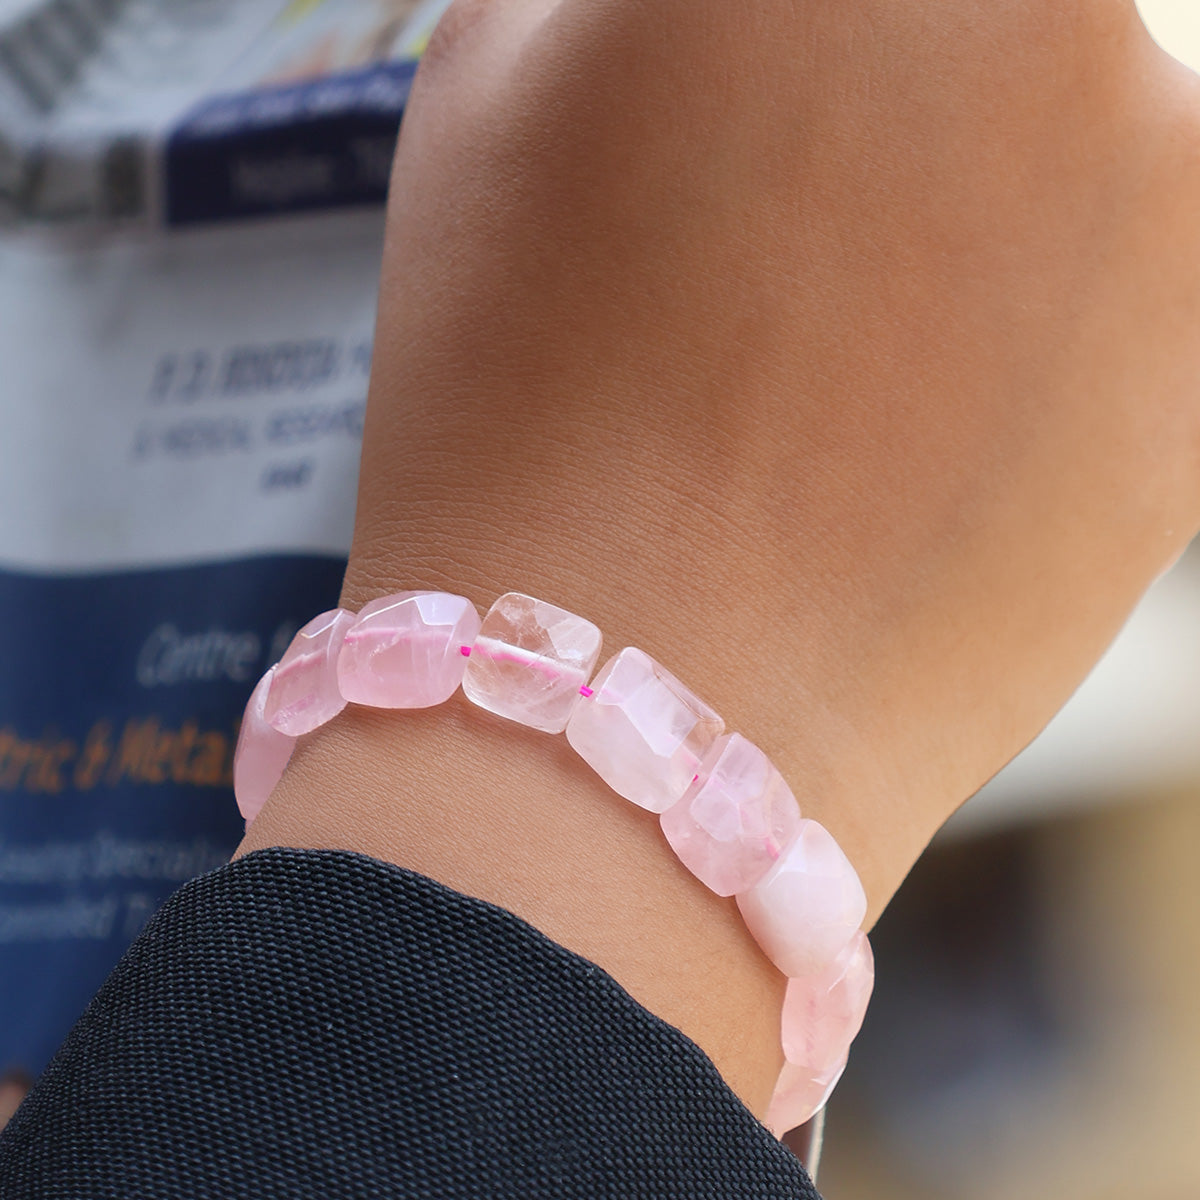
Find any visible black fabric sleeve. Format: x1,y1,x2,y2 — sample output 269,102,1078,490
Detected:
0,846,820,1199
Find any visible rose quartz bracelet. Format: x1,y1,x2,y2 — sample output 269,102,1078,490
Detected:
233,590,874,1134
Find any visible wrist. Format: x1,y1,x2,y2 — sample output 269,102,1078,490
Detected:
236,583,875,1126
344,388,922,922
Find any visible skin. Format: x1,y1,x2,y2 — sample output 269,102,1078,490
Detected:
241,0,1200,1121
0,1073,30,1134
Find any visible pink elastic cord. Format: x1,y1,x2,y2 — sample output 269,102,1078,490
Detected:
233,588,873,1134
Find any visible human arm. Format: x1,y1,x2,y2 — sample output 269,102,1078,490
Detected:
238,0,1200,1122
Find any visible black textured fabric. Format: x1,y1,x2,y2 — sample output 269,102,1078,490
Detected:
0,847,819,1199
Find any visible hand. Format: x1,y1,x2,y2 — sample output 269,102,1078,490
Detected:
242,0,1200,1117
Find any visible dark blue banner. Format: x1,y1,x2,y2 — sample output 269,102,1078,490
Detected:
0,555,345,1075
165,61,417,226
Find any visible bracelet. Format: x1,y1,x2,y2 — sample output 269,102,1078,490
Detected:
233,590,874,1135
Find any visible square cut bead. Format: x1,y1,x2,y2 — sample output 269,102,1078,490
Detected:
264,608,354,737
233,667,296,826
462,593,602,733
736,819,867,978
765,1058,847,1136
565,648,724,813
765,934,874,1133
337,592,481,709
659,733,802,897
780,932,874,1074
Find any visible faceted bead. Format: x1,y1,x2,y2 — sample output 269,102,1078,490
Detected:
659,733,802,897
565,647,724,813
736,819,867,978
764,1057,847,1136
780,932,874,1072
264,608,354,737
462,592,602,733
233,667,296,826
337,591,480,709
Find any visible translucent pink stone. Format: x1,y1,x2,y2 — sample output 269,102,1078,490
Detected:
564,647,725,813
264,608,354,736
337,591,481,709
764,936,873,1132
764,1057,847,1136
462,592,602,733
659,733,802,897
736,819,868,978
779,931,874,1072
233,667,296,826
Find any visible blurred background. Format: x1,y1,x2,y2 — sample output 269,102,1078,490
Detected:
0,1,1197,1195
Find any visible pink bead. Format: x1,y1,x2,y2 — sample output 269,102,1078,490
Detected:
337,591,481,709
462,592,602,733
264,608,354,736
564,647,724,813
764,1057,847,1136
767,935,875,1132
659,733,802,897
736,819,868,978
781,931,874,1072
233,667,296,826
